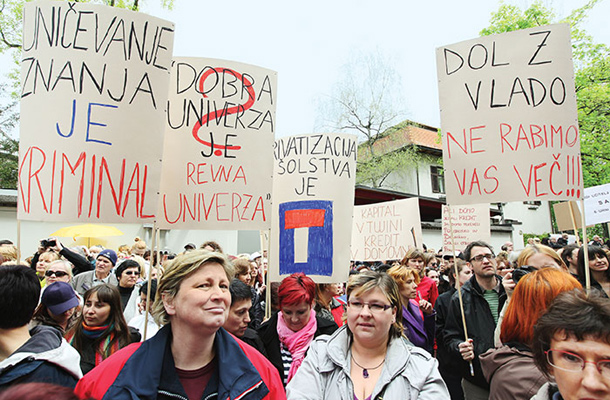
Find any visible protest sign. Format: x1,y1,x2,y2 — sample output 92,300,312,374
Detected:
442,204,490,253
18,1,174,222
157,58,276,229
554,201,583,231
582,183,610,226
436,24,582,205
351,198,422,261
269,133,357,283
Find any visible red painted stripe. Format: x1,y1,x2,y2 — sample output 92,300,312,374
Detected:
284,209,325,229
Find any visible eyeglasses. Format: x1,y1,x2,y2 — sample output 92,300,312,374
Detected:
347,300,392,313
546,350,610,378
470,253,496,263
45,270,69,278
124,271,140,276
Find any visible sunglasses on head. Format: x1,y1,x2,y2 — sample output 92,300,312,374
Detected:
45,270,68,278
124,271,140,276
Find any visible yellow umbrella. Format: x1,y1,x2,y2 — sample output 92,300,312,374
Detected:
50,224,124,247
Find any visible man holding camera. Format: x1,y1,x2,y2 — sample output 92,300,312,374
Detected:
443,241,507,400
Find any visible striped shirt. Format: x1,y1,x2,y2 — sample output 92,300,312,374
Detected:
483,289,500,324
280,343,293,385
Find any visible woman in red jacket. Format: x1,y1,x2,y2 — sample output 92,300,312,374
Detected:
74,250,285,400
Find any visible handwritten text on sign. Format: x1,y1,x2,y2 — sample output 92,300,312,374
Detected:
269,133,357,284
351,198,422,261
18,2,174,222
583,183,610,226
157,58,276,229
437,24,582,204
442,204,490,253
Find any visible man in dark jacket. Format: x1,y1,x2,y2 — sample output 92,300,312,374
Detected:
0,264,82,390
443,241,507,400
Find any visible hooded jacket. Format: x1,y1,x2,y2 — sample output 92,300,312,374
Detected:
443,274,507,389
286,326,450,399
480,343,549,400
0,325,82,389
74,324,285,400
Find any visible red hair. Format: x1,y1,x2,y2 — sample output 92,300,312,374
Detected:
501,268,582,346
278,273,315,308
0,383,78,400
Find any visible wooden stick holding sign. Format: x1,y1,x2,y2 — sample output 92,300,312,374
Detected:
16,220,21,263
144,222,157,341
260,229,272,320
579,200,591,294
446,206,475,377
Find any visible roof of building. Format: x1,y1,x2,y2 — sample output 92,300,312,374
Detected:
359,120,442,158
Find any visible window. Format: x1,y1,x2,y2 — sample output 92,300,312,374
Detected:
523,201,542,209
430,166,445,194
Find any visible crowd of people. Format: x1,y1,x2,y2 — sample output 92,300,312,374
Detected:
0,233,609,400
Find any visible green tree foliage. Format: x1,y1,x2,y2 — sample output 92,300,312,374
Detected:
481,0,610,189
0,0,174,189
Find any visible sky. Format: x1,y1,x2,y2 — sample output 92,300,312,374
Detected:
140,0,610,139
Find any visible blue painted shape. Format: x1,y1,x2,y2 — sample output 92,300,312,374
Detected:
279,200,333,276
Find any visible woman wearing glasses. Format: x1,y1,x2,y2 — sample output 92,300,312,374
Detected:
114,259,142,322
531,290,610,399
479,268,582,400
258,273,338,385
43,259,73,286
287,271,449,400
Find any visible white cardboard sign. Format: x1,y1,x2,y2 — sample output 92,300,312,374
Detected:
351,198,422,261
437,24,582,205
18,1,174,222
583,183,610,226
269,133,357,284
442,204,491,253
157,58,276,229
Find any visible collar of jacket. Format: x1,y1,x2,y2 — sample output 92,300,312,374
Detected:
0,325,83,382
105,325,269,400
464,274,505,297
319,326,418,385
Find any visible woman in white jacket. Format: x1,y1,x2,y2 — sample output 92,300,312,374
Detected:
287,271,449,400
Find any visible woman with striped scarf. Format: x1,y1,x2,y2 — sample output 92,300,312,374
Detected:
65,284,139,374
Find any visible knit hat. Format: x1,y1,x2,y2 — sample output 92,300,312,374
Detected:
97,249,117,266
42,282,79,315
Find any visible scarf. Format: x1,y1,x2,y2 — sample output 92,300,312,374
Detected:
277,309,317,383
67,322,120,366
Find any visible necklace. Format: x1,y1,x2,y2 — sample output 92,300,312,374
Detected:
352,354,385,379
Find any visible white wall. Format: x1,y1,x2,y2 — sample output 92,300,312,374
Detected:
503,201,553,236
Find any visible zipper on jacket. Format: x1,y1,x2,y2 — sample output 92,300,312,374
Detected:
234,380,263,400
158,390,188,400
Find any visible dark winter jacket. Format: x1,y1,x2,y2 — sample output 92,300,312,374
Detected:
0,325,82,390
443,275,507,389
75,325,285,400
